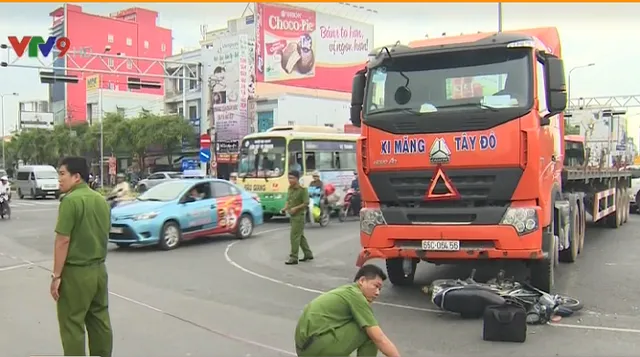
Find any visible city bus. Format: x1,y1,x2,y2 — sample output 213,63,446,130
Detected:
236,126,359,219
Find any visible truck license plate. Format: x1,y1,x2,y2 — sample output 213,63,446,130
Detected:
110,227,123,234
421,240,460,251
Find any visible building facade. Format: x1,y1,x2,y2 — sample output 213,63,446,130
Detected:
49,5,172,124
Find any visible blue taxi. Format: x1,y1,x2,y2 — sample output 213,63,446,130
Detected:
109,178,264,250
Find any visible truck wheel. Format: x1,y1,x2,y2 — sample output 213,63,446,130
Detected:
577,199,586,254
607,188,622,229
559,205,579,263
622,188,629,223
636,191,640,215
386,258,417,286
530,231,556,293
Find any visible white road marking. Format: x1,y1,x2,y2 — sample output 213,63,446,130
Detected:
224,237,640,334
0,262,33,272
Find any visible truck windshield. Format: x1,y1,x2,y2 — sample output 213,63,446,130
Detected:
238,137,286,178
364,48,532,116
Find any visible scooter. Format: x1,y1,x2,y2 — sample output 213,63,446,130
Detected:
338,188,360,222
0,193,11,219
307,186,330,227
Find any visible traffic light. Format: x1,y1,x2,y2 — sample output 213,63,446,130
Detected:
39,71,79,84
127,77,162,90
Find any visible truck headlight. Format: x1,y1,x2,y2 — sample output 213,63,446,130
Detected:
500,207,538,236
360,208,386,235
133,212,158,221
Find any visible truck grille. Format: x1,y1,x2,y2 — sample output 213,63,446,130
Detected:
368,168,523,225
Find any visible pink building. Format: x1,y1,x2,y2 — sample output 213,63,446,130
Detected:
48,5,172,124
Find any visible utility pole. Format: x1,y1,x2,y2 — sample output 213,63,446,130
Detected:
497,3,503,32
0,92,19,169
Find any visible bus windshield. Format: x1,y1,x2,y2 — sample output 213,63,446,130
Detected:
364,47,532,116
238,137,286,178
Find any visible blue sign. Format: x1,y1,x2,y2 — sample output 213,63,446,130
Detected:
199,148,211,163
181,158,198,171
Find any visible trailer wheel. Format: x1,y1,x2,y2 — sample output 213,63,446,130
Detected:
385,258,417,286
530,231,556,293
577,198,586,254
559,203,579,263
622,188,629,224
607,188,622,229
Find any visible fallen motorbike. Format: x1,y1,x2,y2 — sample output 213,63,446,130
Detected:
425,269,583,324
338,188,359,222
0,193,11,219
306,186,329,227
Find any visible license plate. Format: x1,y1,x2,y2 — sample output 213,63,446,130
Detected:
421,240,460,251
110,227,123,234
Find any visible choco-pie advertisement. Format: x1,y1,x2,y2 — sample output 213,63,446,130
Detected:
255,3,374,93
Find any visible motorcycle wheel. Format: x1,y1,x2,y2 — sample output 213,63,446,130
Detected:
338,207,347,222
557,295,583,311
319,212,330,227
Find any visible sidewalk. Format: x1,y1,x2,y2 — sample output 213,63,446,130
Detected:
0,265,291,357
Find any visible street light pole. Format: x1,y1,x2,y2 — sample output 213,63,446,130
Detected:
497,3,503,32
0,92,19,169
99,47,110,187
567,63,595,110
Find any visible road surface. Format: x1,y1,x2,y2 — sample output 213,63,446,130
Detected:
0,201,639,356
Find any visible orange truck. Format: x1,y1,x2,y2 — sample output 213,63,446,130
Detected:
349,27,631,292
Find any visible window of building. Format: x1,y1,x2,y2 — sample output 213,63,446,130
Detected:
144,40,149,49
287,120,295,125
188,106,197,119
107,34,114,43
107,58,114,68
178,107,184,118
324,123,334,127
161,43,166,52
189,80,197,90
126,59,133,70
126,37,132,47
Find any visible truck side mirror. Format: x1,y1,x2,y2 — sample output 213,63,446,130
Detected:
350,71,366,128
544,57,567,116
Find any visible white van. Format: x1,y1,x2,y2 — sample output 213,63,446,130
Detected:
16,165,60,199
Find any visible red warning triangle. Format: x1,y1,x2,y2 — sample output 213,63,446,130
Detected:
424,166,461,201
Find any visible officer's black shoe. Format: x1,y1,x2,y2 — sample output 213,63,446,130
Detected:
285,259,299,265
300,256,314,262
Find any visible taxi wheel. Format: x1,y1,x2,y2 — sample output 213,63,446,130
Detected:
235,214,254,239
159,221,181,250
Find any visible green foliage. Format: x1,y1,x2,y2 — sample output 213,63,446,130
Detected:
5,113,197,171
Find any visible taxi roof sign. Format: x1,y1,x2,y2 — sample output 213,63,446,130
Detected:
424,166,460,201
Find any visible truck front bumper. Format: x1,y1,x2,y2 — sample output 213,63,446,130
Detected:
356,224,544,267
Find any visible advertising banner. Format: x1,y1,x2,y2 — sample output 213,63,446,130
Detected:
255,3,373,93
203,31,256,162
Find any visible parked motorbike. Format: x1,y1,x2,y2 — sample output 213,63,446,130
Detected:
338,188,360,222
0,193,11,219
306,186,329,227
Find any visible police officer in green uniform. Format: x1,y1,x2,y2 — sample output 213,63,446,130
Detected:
295,264,401,357
281,170,314,265
50,157,113,357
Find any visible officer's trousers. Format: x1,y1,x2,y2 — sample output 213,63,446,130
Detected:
289,214,313,260
296,321,378,356
57,263,113,357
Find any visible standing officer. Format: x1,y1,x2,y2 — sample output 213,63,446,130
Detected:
51,156,113,357
281,170,314,265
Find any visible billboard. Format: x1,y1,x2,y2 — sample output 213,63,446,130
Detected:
255,3,373,93
203,31,256,163
19,111,54,130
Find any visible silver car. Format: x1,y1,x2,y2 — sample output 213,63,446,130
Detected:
136,171,182,192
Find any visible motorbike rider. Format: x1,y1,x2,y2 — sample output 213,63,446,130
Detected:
350,172,361,215
308,171,326,212
0,175,10,206
109,173,131,208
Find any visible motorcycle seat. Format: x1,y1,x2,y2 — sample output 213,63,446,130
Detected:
433,285,506,318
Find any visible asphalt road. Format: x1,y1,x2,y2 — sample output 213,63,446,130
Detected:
1,199,639,356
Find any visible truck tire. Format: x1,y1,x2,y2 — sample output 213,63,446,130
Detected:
530,231,556,293
386,258,417,286
559,203,579,263
622,188,629,224
577,198,586,254
607,188,622,229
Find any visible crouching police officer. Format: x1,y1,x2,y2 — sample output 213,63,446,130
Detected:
51,157,113,357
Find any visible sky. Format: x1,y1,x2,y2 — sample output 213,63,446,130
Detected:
0,2,639,138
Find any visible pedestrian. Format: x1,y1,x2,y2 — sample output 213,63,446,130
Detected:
51,156,113,357
281,170,313,265
294,264,401,357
